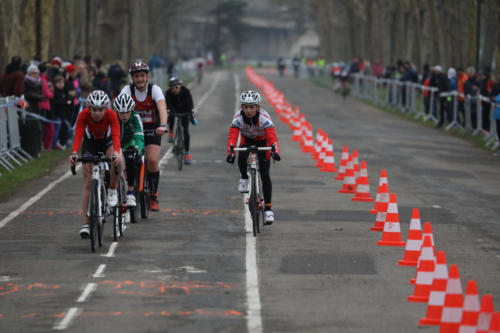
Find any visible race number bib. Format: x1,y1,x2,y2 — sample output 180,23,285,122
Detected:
138,110,153,123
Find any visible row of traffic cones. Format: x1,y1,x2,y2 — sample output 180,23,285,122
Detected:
246,66,500,332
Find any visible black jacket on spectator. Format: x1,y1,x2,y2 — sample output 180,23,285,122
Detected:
464,77,480,97
52,86,72,119
430,72,448,93
165,86,194,114
24,78,44,114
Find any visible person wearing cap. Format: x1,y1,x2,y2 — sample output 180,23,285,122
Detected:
24,64,44,115
165,76,197,164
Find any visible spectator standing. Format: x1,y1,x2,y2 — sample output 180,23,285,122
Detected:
372,59,383,78
430,65,448,126
24,65,44,114
421,64,432,115
0,56,24,97
38,63,55,150
48,56,62,81
22,64,44,157
51,75,72,149
456,67,468,126
77,60,92,98
478,68,493,132
108,60,126,98
446,67,458,124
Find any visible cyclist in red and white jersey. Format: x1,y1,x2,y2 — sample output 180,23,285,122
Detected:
69,90,123,238
226,90,281,224
120,61,167,211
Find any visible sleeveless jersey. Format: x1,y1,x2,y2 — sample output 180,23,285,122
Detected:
130,83,159,128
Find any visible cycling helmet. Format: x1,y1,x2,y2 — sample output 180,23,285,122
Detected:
113,93,135,112
240,90,261,105
168,76,182,87
87,90,110,108
129,61,149,74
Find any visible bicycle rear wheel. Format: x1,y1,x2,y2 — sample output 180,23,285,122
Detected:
98,183,106,247
140,163,150,219
175,126,184,170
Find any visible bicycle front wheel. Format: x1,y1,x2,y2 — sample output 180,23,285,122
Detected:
89,180,100,252
175,126,184,170
250,170,258,237
98,183,106,247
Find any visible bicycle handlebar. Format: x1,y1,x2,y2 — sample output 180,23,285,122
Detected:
71,152,117,175
168,113,191,118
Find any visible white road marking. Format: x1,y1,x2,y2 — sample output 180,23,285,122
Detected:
52,307,82,330
76,283,97,303
235,73,263,333
0,166,81,230
101,242,118,258
433,205,441,208
180,265,207,274
0,275,21,282
92,264,106,278
193,72,221,116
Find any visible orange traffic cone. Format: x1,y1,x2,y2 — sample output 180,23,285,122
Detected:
288,106,299,131
439,264,464,333
399,208,423,266
408,235,436,302
352,161,374,202
320,138,337,172
476,294,495,333
291,114,304,141
419,251,449,326
312,129,323,160
411,222,435,284
370,169,389,214
339,155,356,193
301,121,314,153
351,150,360,179
489,312,500,332
458,280,480,332
377,193,405,247
315,134,328,168
370,183,389,231
335,146,349,180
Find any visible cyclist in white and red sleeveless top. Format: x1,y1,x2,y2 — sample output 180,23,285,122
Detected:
120,61,167,211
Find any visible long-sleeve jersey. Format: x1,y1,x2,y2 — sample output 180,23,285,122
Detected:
72,107,121,153
119,110,144,154
227,108,279,155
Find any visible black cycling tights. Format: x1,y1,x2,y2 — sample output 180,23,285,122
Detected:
124,156,137,187
168,115,190,151
238,151,272,209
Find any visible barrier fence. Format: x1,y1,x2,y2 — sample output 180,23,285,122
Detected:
350,74,500,151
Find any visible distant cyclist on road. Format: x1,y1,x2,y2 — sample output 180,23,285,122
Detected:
120,61,167,211
69,90,123,238
226,90,281,224
112,93,144,207
165,76,197,165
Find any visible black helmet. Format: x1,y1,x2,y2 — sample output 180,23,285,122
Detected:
168,76,182,87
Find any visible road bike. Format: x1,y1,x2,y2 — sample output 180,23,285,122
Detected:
136,129,158,219
231,144,276,237
170,113,190,170
71,152,116,252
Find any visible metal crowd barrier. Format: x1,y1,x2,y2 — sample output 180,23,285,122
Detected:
351,74,499,151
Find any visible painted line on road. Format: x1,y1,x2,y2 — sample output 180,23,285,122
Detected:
193,71,221,116
92,264,106,278
0,166,81,230
101,242,118,258
52,307,82,330
76,283,97,303
235,72,263,333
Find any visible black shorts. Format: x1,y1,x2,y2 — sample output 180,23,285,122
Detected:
81,135,113,158
144,124,162,147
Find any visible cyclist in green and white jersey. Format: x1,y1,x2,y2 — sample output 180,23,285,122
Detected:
113,93,145,206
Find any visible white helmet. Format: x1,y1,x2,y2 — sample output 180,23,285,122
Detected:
113,93,135,112
87,90,110,108
240,90,261,105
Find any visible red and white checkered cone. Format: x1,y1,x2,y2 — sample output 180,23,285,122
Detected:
439,264,464,333
335,146,349,180
476,294,495,333
370,183,389,232
370,169,389,214
377,193,405,247
352,160,374,202
419,251,449,326
399,208,423,266
458,280,480,332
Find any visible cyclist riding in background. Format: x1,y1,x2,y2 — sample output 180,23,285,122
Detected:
165,76,197,165
120,61,167,211
112,93,144,207
226,90,281,225
69,90,123,238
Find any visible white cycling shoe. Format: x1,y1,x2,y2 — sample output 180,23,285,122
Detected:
79,224,90,239
238,178,249,193
108,189,118,207
126,194,136,207
264,211,275,225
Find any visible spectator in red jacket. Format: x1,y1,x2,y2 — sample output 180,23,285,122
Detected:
0,56,25,97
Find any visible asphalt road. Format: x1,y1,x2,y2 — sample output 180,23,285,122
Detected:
0,69,499,333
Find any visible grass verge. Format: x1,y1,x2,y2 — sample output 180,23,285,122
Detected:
0,148,71,200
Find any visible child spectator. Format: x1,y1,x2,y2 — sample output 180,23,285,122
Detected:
52,75,72,149
38,63,55,150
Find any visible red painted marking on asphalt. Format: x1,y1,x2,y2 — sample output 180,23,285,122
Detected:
177,311,192,316
100,280,134,289
52,312,65,318
143,312,155,317
20,312,39,319
161,311,171,317
0,314,3,318
0,283,19,296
